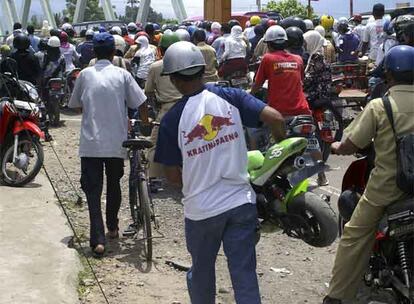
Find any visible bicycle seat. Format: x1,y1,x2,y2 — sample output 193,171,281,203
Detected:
122,137,153,149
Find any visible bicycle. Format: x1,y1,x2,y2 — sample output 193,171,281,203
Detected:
122,119,158,261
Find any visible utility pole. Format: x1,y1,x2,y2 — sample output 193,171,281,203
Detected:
257,0,261,11
350,0,354,17
308,0,312,18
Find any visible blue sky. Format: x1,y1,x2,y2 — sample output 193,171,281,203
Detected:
14,0,414,19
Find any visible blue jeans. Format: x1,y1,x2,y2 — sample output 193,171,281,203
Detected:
185,203,261,304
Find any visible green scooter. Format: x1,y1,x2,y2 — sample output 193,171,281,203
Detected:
249,137,338,247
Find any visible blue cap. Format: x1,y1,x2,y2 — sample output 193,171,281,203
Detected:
93,32,115,49
385,45,414,73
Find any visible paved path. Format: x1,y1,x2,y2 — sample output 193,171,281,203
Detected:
0,173,80,304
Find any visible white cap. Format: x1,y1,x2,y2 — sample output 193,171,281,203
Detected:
47,36,61,48
111,26,122,35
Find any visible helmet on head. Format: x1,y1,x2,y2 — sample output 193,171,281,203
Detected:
111,26,122,36
128,22,138,33
250,15,261,26
264,25,288,44
338,17,348,24
134,31,149,41
162,41,206,76
353,14,362,23
279,17,307,33
13,34,30,50
211,22,221,31
0,44,11,54
159,31,180,49
145,23,155,35
61,23,73,32
320,15,334,31
85,29,95,38
120,26,128,36
175,28,190,41
153,23,161,31
286,26,304,49
187,25,198,37
394,15,414,40
384,45,414,73
228,19,241,28
267,19,277,27
47,36,61,48
304,19,314,31
314,25,326,37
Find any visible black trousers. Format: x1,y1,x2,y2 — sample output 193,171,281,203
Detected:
80,157,124,247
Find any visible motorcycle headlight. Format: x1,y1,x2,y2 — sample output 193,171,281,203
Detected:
28,89,39,102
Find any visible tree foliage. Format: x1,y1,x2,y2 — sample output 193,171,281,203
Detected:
64,0,105,22
118,4,164,24
265,0,315,19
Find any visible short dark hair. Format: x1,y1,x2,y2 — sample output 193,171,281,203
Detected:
193,29,206,43
267,41,286,51
13,22,22,30
63,17,70,23
80,29,87,38
373,3,385,17
170,67,205,81
222,23,231,34
391,70,414,84
27,25,35,34
94,46,115,60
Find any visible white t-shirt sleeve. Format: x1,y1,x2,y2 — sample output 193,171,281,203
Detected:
125,72,147,109
362,24,370,43
68,72,83,108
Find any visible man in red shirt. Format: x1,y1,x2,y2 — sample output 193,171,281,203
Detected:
251,25,328,186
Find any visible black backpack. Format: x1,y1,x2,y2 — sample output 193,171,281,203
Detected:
382,95,414,195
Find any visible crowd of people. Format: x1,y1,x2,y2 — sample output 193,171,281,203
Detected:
1,3,414,304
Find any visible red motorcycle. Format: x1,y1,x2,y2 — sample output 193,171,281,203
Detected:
0,98,45,186
338,147,414,303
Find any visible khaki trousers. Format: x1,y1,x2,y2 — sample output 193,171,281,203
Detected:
148,102,176,178
328,194,386,300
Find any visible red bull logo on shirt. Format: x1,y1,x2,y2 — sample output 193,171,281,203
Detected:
182,113,238,158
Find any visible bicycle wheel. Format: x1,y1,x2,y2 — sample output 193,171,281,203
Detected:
138,179,153,261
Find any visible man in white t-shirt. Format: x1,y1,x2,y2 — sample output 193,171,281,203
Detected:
69,33,147,257
361,3,386,62
155,41,285,304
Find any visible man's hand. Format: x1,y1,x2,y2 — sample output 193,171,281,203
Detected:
260,106,286,142
331,138,359,155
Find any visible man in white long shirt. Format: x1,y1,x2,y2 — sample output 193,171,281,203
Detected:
69,32,147,257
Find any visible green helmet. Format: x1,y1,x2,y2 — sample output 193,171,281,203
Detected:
159,30,180,49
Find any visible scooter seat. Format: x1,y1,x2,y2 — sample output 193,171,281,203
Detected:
122,137,153,150
386,198,414,217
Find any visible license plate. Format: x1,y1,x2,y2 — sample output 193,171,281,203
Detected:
307,138,319,150
231,78,248,86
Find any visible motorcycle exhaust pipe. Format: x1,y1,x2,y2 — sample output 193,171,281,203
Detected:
293,156,306,170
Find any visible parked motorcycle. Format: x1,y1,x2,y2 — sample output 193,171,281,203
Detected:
338,147,414,303
249,137,338,247
0,97,45,186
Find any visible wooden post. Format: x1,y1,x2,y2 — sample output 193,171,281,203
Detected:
350,0,353,17
204,0,231,23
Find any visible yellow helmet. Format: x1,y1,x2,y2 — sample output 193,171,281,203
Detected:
320,15,334,31
250,15,261,26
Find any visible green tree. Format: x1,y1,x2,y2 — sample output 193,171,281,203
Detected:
63,0,105,22
30,15,42,28
118,5,164,24
265,0,315,19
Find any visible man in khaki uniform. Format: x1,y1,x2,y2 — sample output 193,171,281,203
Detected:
193,29,219,83
323,45,414,304
145,32,182,178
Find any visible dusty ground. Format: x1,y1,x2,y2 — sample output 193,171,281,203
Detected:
43,112,342,304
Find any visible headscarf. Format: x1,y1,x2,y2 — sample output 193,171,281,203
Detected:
41,20,51,37
230,25,243,40
60,31,70,48
135,36,150,57
211,22,222,35
303,30,325,73
314,25,326,37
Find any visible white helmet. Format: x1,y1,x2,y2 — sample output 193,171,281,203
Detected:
111,26,122,36
175,28,190,41
264,25,288,43
47,36,61,48
61,23,73,31
162,41,206,76
338,17,349,24
86,29,95,37
304,19,314,31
